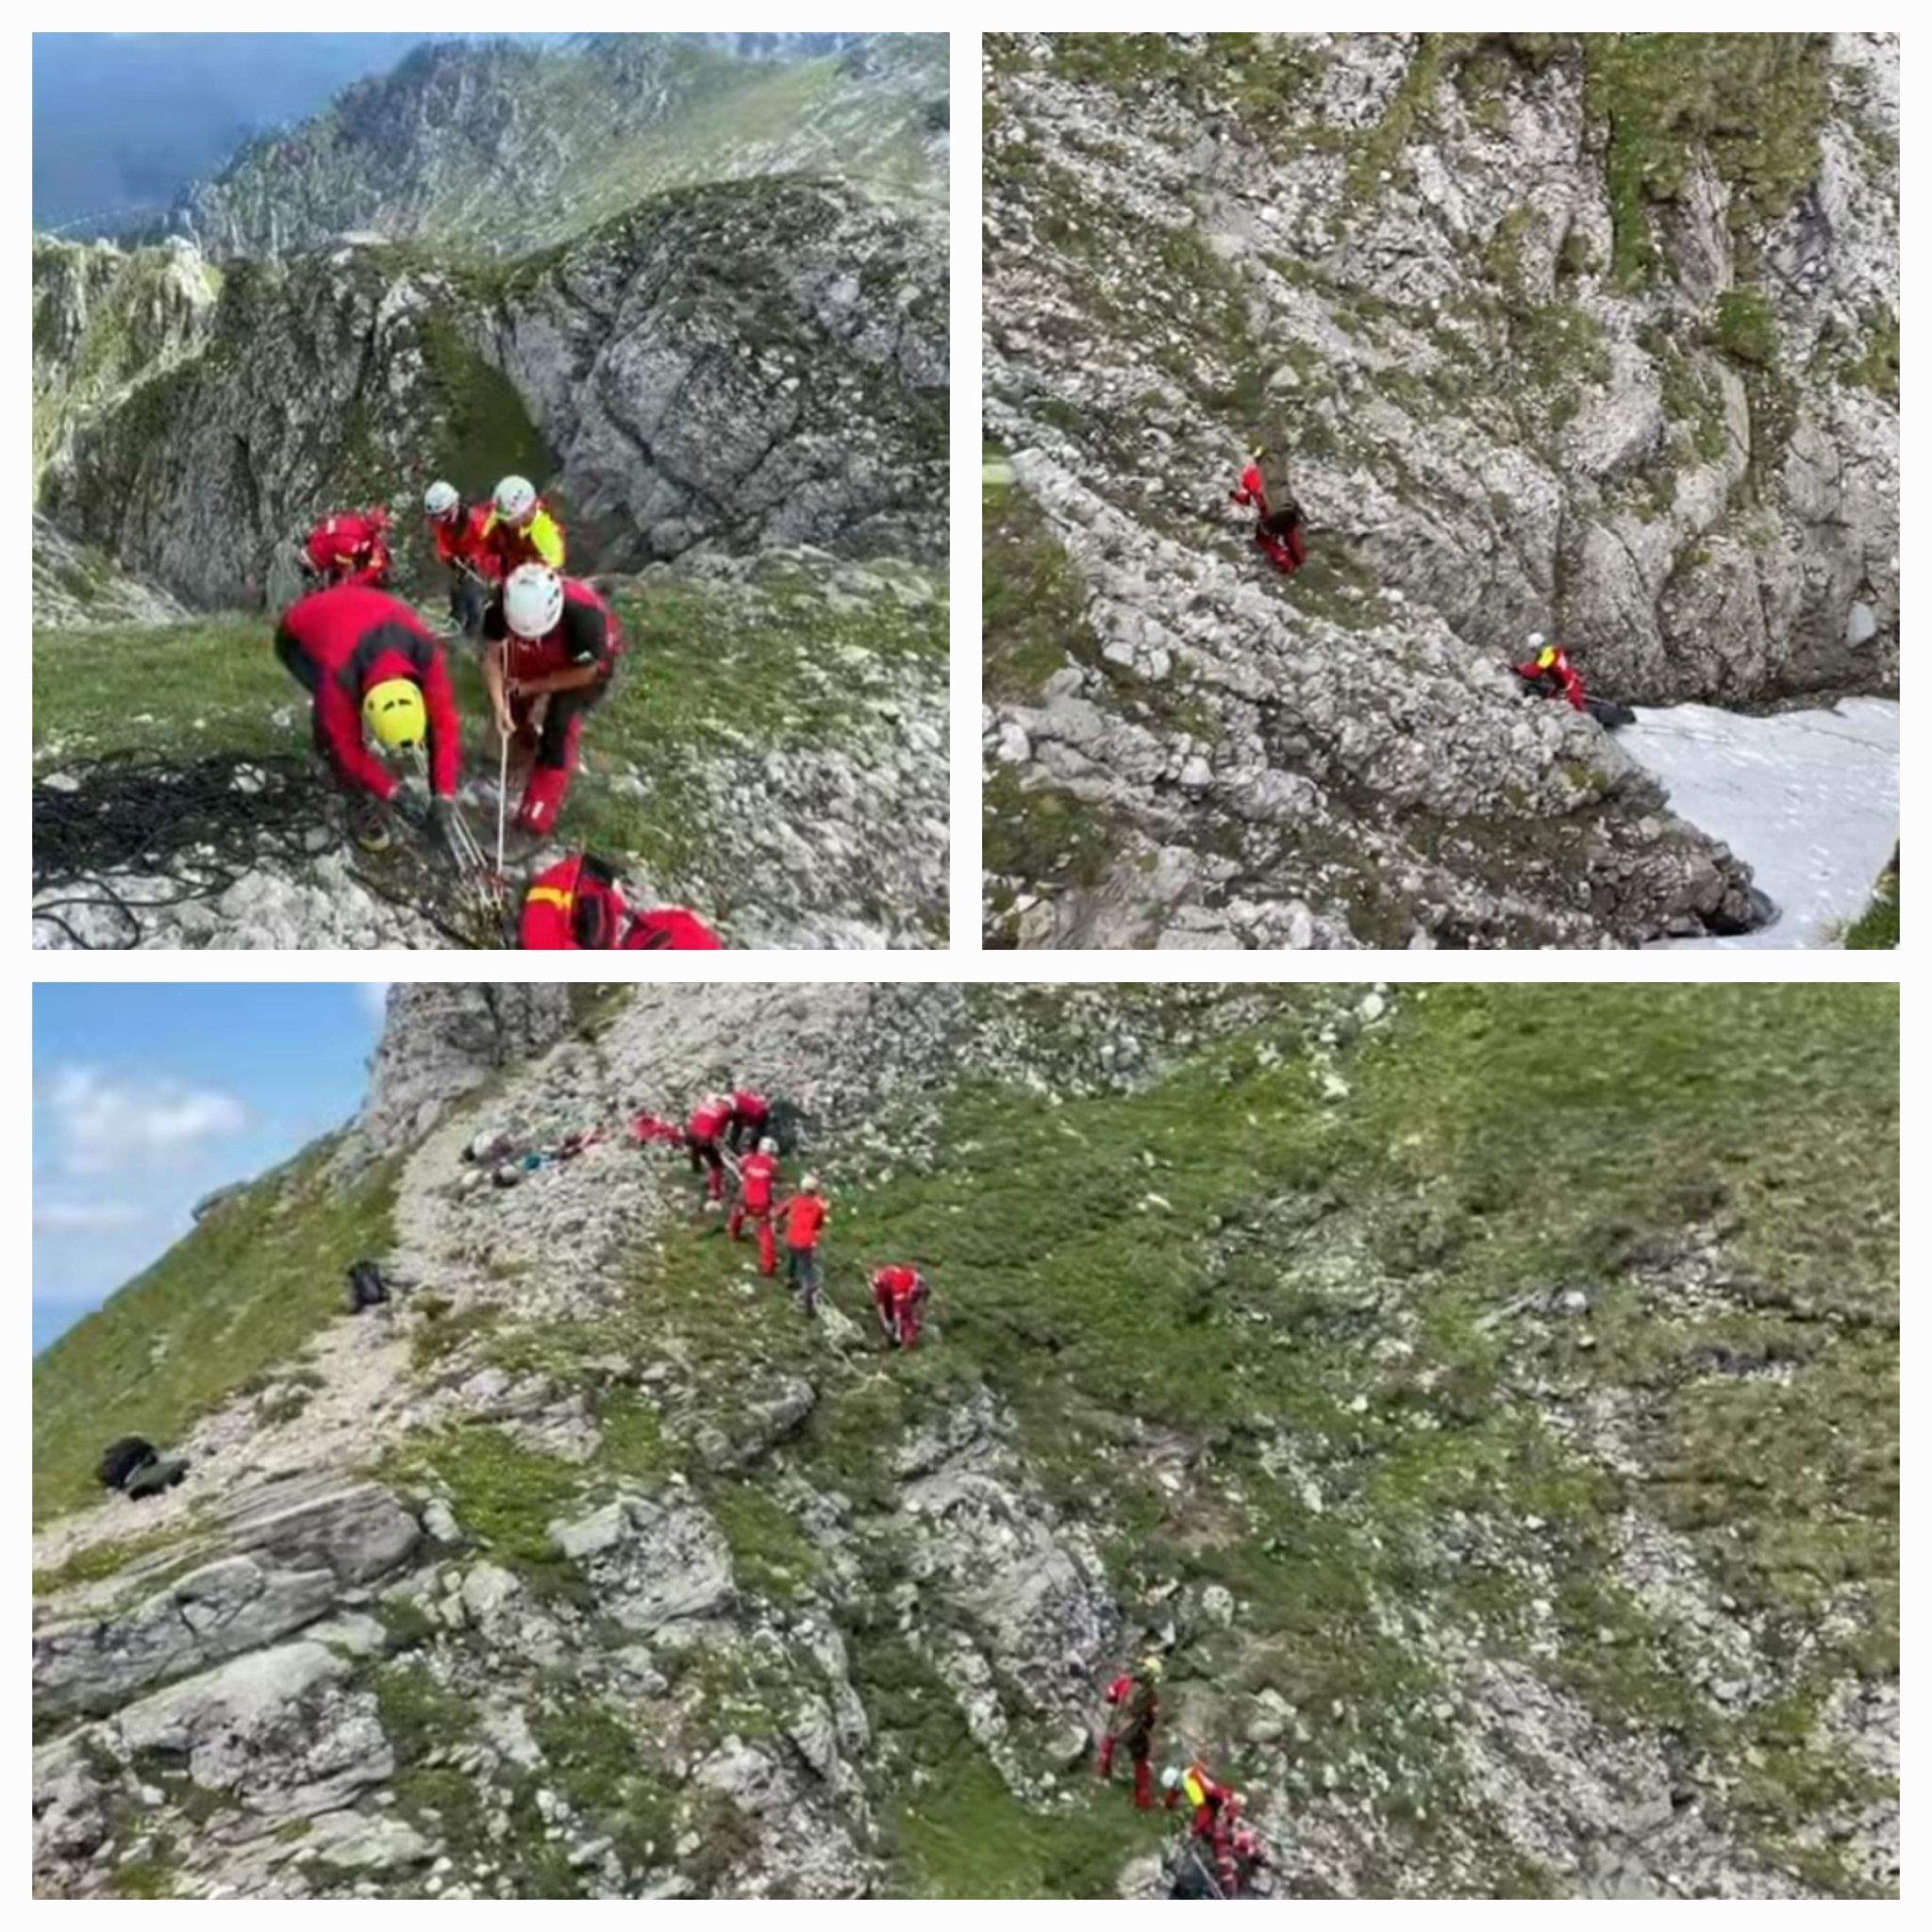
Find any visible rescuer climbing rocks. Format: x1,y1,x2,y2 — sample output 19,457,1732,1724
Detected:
272,581,463,856
1097,1654,1163,1808
1230,442,1307,575
1162,1758,1244,1898
1512,632,1587,712
728,1137,782,1276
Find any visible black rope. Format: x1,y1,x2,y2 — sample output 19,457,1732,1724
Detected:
32,751,508,949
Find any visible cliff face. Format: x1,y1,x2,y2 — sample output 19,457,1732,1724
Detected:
35,175,945,608
32,985,1899,1899
982,33,1897,947
174,33,947,258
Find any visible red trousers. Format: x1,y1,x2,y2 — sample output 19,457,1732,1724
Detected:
1096,1737,1154,1808
729,1203,776,1274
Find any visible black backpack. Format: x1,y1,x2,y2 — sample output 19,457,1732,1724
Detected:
98,1436,158,1491
345,1259,391,1312
766,1098,807,1157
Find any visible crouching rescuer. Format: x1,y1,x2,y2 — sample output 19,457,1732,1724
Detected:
519,852,722,949
273,580,463,855
485,564,622,838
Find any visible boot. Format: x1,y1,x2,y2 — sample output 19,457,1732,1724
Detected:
1134,1757,1154,1810
515,761,572,836
345,791,391,853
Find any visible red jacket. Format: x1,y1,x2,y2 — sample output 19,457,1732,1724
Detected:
521,853,625,949
739,1151,779,1212
275,584,458,799
688,1097,732,1145
785,1192,828,1250
430,502,491,573
1515,643,1587,712
305,508,392,587
731,1090,770,1135
1231,462,1267,512
477,500,566,579
871,1265,924,1307
499,577,622,690
622,907,724,950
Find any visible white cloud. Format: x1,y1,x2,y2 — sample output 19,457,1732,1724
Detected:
42,1066,248,1176
33,1199,149,1234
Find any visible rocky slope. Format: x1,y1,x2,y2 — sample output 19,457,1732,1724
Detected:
982,33,1898,947
33,983,1898,1897
175,34,947,258
33,549,947,950
35,172,945,607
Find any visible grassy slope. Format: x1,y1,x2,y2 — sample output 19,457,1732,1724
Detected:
34,987,1895,1892
1843,856,1899,949
400,984,1894,1894
35,566,943,924
32,1142,398,1526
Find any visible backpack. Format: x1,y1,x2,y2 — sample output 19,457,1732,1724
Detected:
345,1259,391,1312
98,1436,158,1491
766,1098,806,1157
125,1455,189,1500
1260,448,1299,518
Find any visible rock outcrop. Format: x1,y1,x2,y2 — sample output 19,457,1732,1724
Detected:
983,33,1898,946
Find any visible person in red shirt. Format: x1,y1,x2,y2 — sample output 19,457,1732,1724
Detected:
484,566,622,836
519,853,724,950
625,907,724,950
1229,444,1306,575
1161,1759,1243,1897
871,1264,929,1351
781,1176,830,1315
727,1136,782,1276
273,582,462,853
724,1085,770,1154
1512,634,1587,712
476,475,566,579
423,480,495,635
686,1093,733,1203
301,507,393,589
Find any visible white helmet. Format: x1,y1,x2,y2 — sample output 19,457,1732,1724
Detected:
801,1174,821,1192
424,479,458,519
503,564,563,640
1525,631,1546,651
494,475,538,522
758,1137,778,1155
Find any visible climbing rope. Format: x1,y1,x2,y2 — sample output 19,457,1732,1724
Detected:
32,750,512,949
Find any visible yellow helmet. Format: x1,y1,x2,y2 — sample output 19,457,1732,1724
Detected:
1140,1654,1165,1680
363,677,426,749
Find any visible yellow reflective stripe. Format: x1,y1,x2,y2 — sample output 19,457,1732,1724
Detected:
531,511,564,568
526,885,575,911
1183,1772,1205,1808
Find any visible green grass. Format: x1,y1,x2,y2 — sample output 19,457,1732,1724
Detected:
33,1142,399,1524
1585,36,1832,287
1843,857,1899,948
983,451,1094,706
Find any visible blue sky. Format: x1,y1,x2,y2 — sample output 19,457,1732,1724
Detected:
33,985,388,1354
